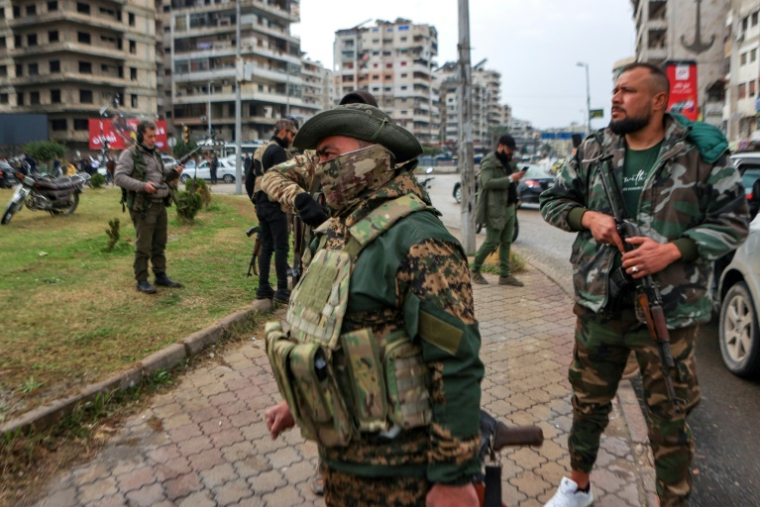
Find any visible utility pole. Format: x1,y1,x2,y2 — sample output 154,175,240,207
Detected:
577,62,590,136
458,0,476,254
234,0,242,194
207,81,213,139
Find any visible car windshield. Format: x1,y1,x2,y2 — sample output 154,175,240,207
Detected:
523,166,553,179
198,161,208,169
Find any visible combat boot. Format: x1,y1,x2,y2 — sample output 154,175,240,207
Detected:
155,273,183,288
137,280,157,294
471,272,488,285
499,275,524,287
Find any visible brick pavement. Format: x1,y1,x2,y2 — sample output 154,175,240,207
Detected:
33,267,654,507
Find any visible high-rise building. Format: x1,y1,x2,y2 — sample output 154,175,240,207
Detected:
167,0,303,143
724,1,760,144
0,0,160,152
333,18,438,146
297,56,332,123
630,0,729,126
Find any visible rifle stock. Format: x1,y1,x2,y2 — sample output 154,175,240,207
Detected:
492,423,543,451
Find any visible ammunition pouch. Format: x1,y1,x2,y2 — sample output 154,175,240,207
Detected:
607,267,634,312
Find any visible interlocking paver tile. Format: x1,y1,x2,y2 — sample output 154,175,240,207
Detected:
247,469,287,495
164,472,202,501
188,448,227,472
200,463,238,489
79,477,118,504
212,479,254,506
116,465,156,493
124,483,166,507
177,490,217,507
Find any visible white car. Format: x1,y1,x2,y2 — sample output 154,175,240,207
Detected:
161,155,178,170
718,212,760,377
180,159,237,184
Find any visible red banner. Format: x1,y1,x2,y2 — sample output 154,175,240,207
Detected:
665,61,698,121
89,119,169,152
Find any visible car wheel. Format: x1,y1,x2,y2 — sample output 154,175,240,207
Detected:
453,183,462,203
719,281,760,377
180,174,189,184
223,174,235,184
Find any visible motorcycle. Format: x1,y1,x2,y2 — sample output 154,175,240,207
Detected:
2,170,88,225
419,166,435,191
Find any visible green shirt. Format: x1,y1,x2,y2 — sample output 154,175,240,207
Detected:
621,140,663,217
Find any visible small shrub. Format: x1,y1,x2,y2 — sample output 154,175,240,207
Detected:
104,218,120,252
175,190,203,223
186,178,211,208
90,173,106,188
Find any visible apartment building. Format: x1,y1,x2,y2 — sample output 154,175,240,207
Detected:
296,55,331,123
630,0,729,126
436,61,507,152
724,1,760,144
168,0,306,143
333,18,438,146
0,0,159,151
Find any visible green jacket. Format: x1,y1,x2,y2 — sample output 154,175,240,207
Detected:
475,151,518,230
539,114,750,329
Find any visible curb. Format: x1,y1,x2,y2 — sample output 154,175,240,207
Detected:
0,307,258,438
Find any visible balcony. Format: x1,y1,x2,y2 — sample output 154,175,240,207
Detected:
9,11,127,33
174,67,237,83
12,72,128,88
171,0,298,25
644,47,667,60
9,42,127,61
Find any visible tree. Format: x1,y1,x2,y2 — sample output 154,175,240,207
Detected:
172,139,198,160
23,141,66,167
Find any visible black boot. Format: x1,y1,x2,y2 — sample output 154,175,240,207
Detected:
155,273,183,288
137,280,157,294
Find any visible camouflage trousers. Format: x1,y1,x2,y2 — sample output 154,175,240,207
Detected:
568,304,701,507
323,467,429,507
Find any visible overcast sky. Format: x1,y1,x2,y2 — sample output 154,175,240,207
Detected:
292,0,636,130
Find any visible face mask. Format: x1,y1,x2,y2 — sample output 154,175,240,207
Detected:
316,144,393,212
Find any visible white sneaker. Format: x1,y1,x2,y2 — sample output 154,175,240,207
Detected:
544,477,594,507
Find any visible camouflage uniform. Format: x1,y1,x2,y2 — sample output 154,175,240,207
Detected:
268,165,484,505
260,150,319,213
539,114,749,506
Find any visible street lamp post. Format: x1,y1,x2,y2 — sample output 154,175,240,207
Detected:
577,62,590,135
207,81,213,139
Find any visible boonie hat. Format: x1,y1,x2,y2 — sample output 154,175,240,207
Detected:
293,104,423,163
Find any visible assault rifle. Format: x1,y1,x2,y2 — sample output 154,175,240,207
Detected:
246,225,262,277
291,215,304,286
596,154,684,414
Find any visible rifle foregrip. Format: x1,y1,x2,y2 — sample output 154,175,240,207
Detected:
492,424,544,451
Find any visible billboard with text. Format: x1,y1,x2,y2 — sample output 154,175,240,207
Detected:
89,119,169,152
665,60,698,121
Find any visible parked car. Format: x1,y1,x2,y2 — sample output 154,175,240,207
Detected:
161,154,178,170
517,165,556,205
180,159,237,184
731,152,760,218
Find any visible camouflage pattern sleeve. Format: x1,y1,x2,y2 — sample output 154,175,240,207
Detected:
261,150,317,212
539,151,588,232
397,238,484,485
678,154,750,261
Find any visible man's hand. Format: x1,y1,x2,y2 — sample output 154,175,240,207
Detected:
622,237,682,279
175,164,185,173
581,210,625,252
144,181,157,194
295,192,329,228
264,401,295,440
510,169,526,182
426,483,479,507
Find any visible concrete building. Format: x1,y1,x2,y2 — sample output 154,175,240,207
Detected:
0,0,160,152
333,18,438,146
631,0,730,126
435,60,508,152
167,0,303,143
613,56,637,82
296,55,331,124
724,1,760,144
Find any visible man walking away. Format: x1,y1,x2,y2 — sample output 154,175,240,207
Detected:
251,119,298,305
471,134,525,286
540,62,749,507
115,121,186,294
210,152,219,185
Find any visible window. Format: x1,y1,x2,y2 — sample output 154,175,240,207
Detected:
50,60,60,73
401,86,408,90
385,75,391,80
130,67,137,80
30,92,40,105
163,5,170,12
752,49,757,63
15,64,22,77
741,53,747,66
739,83,747,99
79,89,93,103
0,65,5,77
79,61,92,73
0,7,3,19
51,89,61,103
51,119,67,131
26,4,36,15
131,94,138,108
118,66,123,78
743,17,749,32
401,61,407,66
13,6,19,18
27,34,37,46
14,35,21,48
751,80,757,97
29,63,38,75
129,40,136,54
48,1,58,12
401,73,407,78
77,2,90,14
74,119,88,130
49,31,58,43
78,32,91,44
17,92,23,105
386,63,392,68
128,12,135,26
0,37,5,48
753,12,759,26
0,93,7,104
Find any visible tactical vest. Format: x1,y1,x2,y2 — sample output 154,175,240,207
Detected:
121,145,168,212
266,194,433,448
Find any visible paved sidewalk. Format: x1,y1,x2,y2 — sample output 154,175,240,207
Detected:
32,268,654,507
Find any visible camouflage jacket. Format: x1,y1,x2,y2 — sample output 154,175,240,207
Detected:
315,170,484,485
260,150,319,213
539,114,750,328
475,151,518,230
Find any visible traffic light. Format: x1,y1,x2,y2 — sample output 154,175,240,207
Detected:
183,126,189,144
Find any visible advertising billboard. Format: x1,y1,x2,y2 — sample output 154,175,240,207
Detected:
0,114,48,145
89,119,169,152
664,60,698,121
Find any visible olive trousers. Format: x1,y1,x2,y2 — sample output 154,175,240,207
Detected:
130,201,168,282
471,204,516,277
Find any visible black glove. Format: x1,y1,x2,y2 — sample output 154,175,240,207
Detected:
295,192,328,228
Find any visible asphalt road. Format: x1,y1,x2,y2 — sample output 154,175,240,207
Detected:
426,173,760,507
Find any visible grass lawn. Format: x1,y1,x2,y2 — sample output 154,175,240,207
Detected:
0,186,262,423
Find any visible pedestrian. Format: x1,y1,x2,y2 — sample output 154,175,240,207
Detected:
263,104,484,507
471,134,525,286
540,62,750,507
65,160,78,176
23,152,36,173
52,156,62,177
248,119,298,306
210,152,219,184
115,121,186,294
